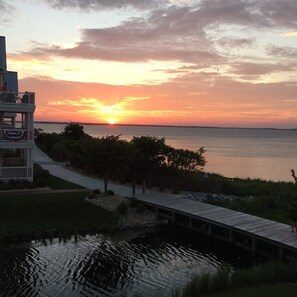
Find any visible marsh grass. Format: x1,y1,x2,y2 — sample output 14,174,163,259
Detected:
173,261,297,297
206,283,297,297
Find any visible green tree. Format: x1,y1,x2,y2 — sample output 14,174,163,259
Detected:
167,147,206,173
130,136,167,193
62,123,86,140
291,169,297,184
94,135,131,196
51,142,68,161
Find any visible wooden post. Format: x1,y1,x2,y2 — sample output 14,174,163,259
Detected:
189,217,193,231
208,223,212,237
228,230,233,245
279,246,283,262
172,212,176,226
252,237,256,255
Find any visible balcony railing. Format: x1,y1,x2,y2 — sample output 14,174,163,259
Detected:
0,129,34,141
0,167,32,180
0,91,35,105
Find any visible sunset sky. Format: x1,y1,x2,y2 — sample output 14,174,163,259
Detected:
1,0,297,128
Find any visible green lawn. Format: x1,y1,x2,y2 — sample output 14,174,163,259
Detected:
0,192,117,240
47,174,85,189
206,283,297,297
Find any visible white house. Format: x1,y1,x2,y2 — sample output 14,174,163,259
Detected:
0,36,36,182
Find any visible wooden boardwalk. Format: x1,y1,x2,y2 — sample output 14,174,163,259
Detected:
134,192,297,259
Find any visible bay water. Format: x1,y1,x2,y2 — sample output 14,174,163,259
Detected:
36,123,297,182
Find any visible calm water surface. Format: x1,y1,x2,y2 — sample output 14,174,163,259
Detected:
0,229,253,297
36,123,297,182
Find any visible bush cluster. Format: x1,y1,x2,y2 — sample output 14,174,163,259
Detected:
0,179,36,190
173,261,297,297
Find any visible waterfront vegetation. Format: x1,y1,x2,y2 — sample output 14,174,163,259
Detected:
35,123,297,224
172,261,297,297
0,192,117,240
199,284,297,297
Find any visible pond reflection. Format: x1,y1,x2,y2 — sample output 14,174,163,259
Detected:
0,228,253,297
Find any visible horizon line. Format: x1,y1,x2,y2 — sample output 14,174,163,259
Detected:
34,120,297,131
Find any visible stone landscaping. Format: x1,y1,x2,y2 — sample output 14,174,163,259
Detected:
86,193,159,230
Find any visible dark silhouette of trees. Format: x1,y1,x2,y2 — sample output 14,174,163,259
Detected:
36,131,208,194
81,135,130,196
62,123,87,140
291,169,297,184
130,136,168,193
167,147,206,173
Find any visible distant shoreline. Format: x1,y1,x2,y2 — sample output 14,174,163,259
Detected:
34,121,297,131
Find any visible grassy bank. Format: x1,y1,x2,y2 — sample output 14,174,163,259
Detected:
0,192,117,240
34,163,84,190
173,261,297,297
205,283,297,297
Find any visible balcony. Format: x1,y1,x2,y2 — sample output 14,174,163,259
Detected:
0,91,35,105
0,167,32,180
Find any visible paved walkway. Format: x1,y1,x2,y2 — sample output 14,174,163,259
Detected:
34,147,144,197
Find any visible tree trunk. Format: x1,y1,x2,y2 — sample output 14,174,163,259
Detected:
104,177,108,197
132,174,136,195
142,179,146,194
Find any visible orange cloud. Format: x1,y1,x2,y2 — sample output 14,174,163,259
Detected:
18,74,297,128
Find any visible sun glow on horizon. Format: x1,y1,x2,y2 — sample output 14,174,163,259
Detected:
108,118,116,124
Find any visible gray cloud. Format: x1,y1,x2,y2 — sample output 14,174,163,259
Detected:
25,41,221,64
269,46,297,60
42,0,170,11
217,38,254,48
230,62,295,76
0,0,14,22
15,0,297,68
258,0,297,29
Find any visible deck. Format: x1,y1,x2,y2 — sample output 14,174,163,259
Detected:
134,192,297,259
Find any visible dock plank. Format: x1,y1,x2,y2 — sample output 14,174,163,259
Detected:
134,193,297,253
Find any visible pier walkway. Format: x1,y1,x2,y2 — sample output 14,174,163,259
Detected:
134,192,297,260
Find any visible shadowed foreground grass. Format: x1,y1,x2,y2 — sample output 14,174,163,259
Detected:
206,283,297,297
172,261,297,297
0,192,116,240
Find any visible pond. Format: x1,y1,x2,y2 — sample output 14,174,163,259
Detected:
0,228,256,297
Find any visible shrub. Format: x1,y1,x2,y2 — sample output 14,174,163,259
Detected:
117,202,128,215
8,179,17,185
93,189,101,194
129,198,141,208
27,182,36,189
107,189,115,196
0,183,13,190
35,177,48,188
16,182,25,190
136,204,146,214
87,193,96,199
34,164,50,179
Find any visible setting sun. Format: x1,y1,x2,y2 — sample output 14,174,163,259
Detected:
108,118,116,125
